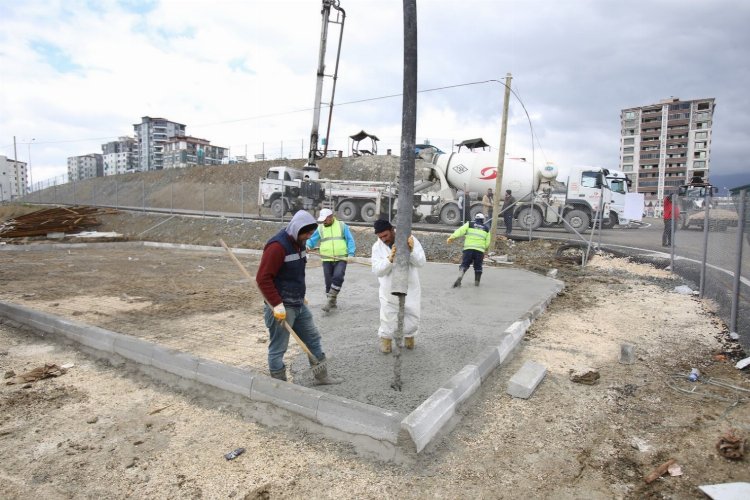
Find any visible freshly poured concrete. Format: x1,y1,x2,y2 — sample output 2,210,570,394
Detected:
0,242,562,454
295,261,562,414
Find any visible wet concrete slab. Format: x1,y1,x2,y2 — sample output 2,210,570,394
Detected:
293,261,563,415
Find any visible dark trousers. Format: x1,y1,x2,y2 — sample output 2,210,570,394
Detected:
322,260,348,293
460,249,484,273
662,220,676,246
503,213,513,234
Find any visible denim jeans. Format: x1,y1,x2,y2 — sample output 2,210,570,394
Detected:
263,303,325,372
322,260,348,293
460,249,484,273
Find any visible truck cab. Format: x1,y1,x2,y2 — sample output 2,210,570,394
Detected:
258,166,305,217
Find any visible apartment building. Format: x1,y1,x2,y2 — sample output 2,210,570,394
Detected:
133,116,186,171
102,137,136,176
67,154,103,181
162,136,228,169
0,155,28,201
619,97,715,205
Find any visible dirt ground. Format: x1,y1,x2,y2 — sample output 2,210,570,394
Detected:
1,206,749,498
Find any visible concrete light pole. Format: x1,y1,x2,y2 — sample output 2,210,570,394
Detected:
27,138,36,193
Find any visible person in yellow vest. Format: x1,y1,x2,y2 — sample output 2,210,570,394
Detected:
447,212,491,287
306,208,356,312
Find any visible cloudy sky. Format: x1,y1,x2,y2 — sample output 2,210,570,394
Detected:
1,0,748,187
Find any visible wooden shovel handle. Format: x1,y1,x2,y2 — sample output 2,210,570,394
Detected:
218,239,318,362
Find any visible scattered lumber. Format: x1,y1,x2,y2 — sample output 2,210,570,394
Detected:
0,206,118,238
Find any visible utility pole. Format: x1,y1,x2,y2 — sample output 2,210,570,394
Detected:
390,0,417,392
490,73,512,245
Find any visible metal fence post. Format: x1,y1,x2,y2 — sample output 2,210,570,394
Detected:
170,182,173,214
202,184,206,218
730,189,746,333
115,181,118,209
699,190,711,298
240,182,245,220
73,181,77,205
142,180,146,212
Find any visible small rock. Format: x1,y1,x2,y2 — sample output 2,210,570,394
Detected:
546,268,558,278
729,332,740,340
86,416,99,424
674,285,693,295
569,367,600,385
619,343,636,364
124,457,137,469
256,337,267,344
4,370,16,379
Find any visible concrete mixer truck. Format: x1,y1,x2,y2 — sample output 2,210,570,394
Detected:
416,150,612,233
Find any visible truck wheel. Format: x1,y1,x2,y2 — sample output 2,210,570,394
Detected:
336,200,358,222
563,209,590,233
440,203,462,226
360,202,378,223
270,198,288,218
601,211,618,229
517,207,542,230
469,203,484,220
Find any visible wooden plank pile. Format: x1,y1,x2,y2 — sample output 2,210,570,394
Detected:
0,206,118,238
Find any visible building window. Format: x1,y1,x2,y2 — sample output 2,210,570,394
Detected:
623,147,634,153
694,141,706,149
623,165,633,172
695,131,708,139
623,155,633,162
694,151,706,159
624,138,635,145
624,111,636,119
693,160,706,168
697,102,710,110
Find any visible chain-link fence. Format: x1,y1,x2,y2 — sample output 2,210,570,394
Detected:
665,190,750,343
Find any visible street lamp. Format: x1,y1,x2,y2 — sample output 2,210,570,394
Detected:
27,138,35,193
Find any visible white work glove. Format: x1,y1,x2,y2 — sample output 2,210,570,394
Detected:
272,303,286,321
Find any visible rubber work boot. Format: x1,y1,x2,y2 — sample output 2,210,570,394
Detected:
322,288,339,312
452,268,467,288
269,368,287,382
404,337,415,350
380,337,392,354
312,357,342,385
474,272,482,286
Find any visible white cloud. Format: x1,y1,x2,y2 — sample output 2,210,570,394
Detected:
1,0,749,187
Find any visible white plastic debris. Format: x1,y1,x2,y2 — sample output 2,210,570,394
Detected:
667,463,683,477
673,285,694,295
699,482,750,500
630,437,653,452
729,332,740,340
736,357,750,370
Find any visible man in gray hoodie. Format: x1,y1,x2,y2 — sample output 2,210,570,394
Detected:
256,210,340,384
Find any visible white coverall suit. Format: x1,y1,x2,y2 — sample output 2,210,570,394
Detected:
371,235,426,339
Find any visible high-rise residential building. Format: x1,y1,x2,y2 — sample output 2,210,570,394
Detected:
67,154,103,181
133,116,186,171
162,136,228,169
101,137,136,176
619,97,716,205
0,155,28,200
